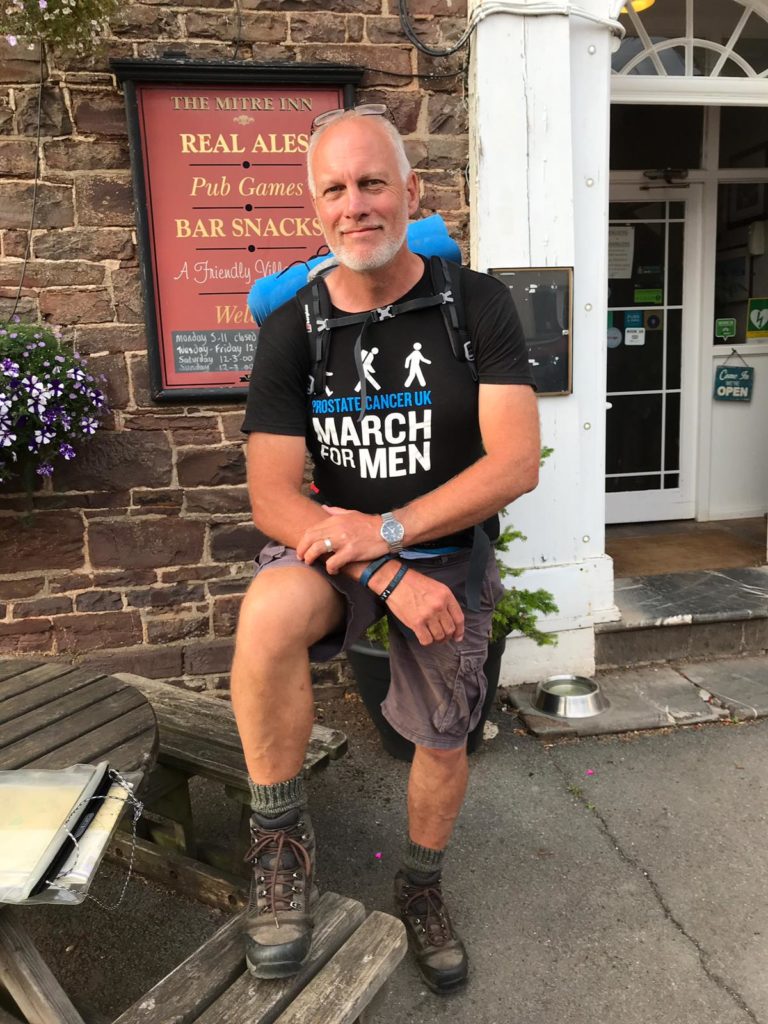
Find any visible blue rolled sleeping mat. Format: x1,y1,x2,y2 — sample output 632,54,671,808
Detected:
246,214,461,326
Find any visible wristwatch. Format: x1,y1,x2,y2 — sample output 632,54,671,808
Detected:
380,511,405,553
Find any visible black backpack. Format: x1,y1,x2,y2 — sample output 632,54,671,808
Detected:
296,255,477,400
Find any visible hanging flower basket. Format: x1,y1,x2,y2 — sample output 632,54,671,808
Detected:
0,320,108,488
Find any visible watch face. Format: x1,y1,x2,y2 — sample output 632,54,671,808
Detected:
381,518,404,544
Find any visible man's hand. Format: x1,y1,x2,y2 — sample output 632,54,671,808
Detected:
382,568,465,645
296,506,387,572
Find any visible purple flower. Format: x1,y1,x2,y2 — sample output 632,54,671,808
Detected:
54,355,65,364
21,374,46,398
6,36,17,47
80,416,98,435
49,379,65,397
0,424,16,448
0,394,10,417
36,462,53,477
1,358,19,378
67,366,86,383
88,389,105,408
59,443,76,460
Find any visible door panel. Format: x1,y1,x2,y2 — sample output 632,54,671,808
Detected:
605,186,701,523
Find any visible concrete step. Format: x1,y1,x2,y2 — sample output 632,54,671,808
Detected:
595,566,768,669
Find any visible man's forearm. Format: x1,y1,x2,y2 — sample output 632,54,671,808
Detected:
397,451,538,546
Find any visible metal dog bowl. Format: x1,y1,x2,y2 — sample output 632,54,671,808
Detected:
532,675,608,719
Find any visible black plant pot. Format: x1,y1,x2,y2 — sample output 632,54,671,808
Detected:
346,636,507,762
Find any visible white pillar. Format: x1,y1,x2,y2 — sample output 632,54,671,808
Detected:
469,0,620,683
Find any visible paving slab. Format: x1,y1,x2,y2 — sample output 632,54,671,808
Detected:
677,654,768,720
506,664,725,737
548,719,768,1022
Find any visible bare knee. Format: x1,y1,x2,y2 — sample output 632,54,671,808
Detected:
234,569,343,659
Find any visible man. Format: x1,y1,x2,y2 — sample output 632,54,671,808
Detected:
234,106,539,993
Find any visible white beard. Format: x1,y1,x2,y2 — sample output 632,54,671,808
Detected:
333,222,408,273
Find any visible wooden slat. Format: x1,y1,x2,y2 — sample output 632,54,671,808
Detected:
0,1005,24,1024
273,913,407,1024
0,659,43,684
195,892,366,1024
0,668,108,727
27,704,156,770
112,910,246,1024
101,730,159,779
107,834,248,913
0,909,86,1024
0,690,147,770
0,664,93,706
0,677,123,746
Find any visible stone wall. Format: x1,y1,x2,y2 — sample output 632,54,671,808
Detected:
0,1,468,691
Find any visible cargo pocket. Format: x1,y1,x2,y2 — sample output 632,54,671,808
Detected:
431,648,487,737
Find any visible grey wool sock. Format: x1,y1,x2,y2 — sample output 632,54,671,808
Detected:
248,773,306,819
403,839,445,881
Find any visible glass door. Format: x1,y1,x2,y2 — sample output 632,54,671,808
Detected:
606,185,702,523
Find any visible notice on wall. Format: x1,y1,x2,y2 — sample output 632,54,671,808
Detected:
713,364,754,402
608,226,635,280
122,77,347,399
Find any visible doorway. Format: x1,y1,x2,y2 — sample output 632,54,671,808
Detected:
606,185,703,524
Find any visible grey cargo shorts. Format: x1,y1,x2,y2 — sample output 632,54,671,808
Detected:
254,541,503,751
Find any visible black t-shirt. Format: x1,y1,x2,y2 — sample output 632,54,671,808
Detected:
241,260,534,514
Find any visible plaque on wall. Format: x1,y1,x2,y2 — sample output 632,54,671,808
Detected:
488,267,573,397
113,60,363,401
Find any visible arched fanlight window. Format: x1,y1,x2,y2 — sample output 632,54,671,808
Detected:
613,0,768,78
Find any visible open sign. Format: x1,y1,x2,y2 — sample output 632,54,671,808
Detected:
713,365,754,402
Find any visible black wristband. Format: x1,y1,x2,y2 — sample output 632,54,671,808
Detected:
360,555,393,588
379,563,409,602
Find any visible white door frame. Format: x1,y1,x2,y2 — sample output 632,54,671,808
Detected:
606,183,704,524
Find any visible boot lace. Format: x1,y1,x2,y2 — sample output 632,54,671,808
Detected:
244,824,312,928
401,883,453,947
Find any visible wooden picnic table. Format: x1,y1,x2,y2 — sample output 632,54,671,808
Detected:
0,658,159,1024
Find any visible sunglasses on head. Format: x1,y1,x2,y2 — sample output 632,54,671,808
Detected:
310,103,394,135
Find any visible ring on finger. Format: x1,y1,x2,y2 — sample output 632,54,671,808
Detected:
323,537,333,553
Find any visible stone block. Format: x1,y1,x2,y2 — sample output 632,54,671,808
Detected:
0,181,74,230
111,3,181,35
427,92,468,134
39,287,114,325
85,352,130,410
54,429,172,492
0,260,106,289
70,90,127,136
409,0,467,13
366,15,429,44
12,596,73,619
75,174,135,227
420,183,463,214
47,573,93,594
0,512,84,571
208,576,251,596
243,0,380,10
596,625,694,670
131,489,184,512
127,351,153,407
33,228,135,263
2,230,27,258
16,86,72,135
111,265,144,324
416,50,464,92
74,323,145,354
92,569,156,587
171,425,223,446
0,618,53,655
296,44,413,84
53,610,143,652
686,620,746,661
0,577,45,599
422,134,468,170
220,411,246,441
0,38,45,84
210,521,266,562
44,138,130,172
0,140,37,177
146,613,210,644
183,638,234,675
88,517,206,570
177,446,246,487
186,9,287,41
290,13,347,42
742,618,768,654
358,87,421,134
212,594,242,636
126,580,206,609
80,643,183,679
75,590,124,612
185,486,251,515
0,292,38,321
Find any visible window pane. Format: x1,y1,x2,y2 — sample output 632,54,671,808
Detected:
610,106,703,171
607,311,664,393
606,394,663,475
667,222,684,306
720,107,768,168
608,221,665,309
732,13,768,76
606,475,662,493
666,309,682,389
664,393,681,472
714,184,768,344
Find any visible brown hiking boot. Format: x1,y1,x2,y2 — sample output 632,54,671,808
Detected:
243,808,317,978
394,869,468,993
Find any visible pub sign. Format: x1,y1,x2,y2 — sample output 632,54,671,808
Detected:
113,61,362,401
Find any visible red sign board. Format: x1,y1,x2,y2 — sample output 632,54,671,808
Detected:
132,80,344,397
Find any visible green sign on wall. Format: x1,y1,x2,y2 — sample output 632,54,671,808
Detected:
715,317,737,340
713,364,754,402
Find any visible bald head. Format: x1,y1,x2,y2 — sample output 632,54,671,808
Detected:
307,110,412,198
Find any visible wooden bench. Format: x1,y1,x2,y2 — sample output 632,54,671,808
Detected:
112,892,406,1024
1,894,406,1024
109,674,348,908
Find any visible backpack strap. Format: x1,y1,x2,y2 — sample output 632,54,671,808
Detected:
429,256,478,382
